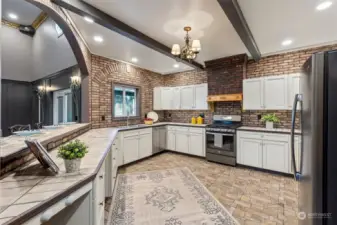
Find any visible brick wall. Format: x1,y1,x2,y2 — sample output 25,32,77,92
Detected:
90,55,164,128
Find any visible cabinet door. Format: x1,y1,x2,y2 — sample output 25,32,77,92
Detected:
243,78,264,110
263,140,289,173
153,87,162,110
172,87,181,109
159,128,167,150
264,75,288,110
123,136,139,164
161,87,173,110
288,73,301,110
189,133,204,156
167,131,176,151
175,132,189,154
238,138,263,168
139,133,152,159
194,84,208,110
180,86,194,109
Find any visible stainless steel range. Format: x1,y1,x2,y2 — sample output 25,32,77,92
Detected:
206,115,241,166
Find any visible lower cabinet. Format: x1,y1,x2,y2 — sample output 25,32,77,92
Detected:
93,162,105,225
167,130,176,151
159,127,167,150
121,128,152,165
238,138,263,168
262,140,289,173
175,131,189,154
189,132,204,157
237,131,290,173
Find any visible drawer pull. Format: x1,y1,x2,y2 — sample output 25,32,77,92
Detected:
99,202,104,206
65,195,75,206
99,175,103,179
40,210,53,222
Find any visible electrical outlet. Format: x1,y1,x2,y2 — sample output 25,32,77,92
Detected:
101,115,105,121
257,114,262,120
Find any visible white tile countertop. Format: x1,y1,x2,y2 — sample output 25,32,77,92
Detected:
0,127,118,224
237,126,301,134
0,122,206,224
0,123,90,159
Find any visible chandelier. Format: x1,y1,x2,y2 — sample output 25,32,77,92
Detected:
171,26,201,60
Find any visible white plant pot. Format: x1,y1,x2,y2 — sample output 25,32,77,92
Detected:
266,121,274,129
64,158,81,173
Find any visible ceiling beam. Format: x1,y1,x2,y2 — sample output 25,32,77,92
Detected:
51,0,204,70
217,0,261,61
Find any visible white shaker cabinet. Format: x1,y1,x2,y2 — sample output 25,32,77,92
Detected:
180,86,194,109
243,78,264,110
175,131,189,154
172,87,181,109
189,132,204,156
153,87,162,110
122,135,139,164
262,140,289,173
238,138,263,168
159,127,167,150
167,130,176,151
264,75,288,110
161,87,173,110
138,132,152,159
194,83,208,110
288,73,302,110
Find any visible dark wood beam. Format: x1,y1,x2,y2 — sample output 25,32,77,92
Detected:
217,0,261,61
51,0,204,70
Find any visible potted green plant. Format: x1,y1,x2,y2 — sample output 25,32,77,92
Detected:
261,113,280,129
57,139,88,173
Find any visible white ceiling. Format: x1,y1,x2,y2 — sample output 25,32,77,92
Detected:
82,0,249,63
2,0,42,25
69,12,194,74
238,0,337,55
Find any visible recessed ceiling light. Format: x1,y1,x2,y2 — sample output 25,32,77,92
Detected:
316,1,332,10
8,13,18,20
282,39,293,46
93,36,103,43
84,16,94,23
173,64,179,68
131,57,138,63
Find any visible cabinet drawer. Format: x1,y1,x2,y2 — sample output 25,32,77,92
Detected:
167,126,176,131
175,126,189,132
263,133,288,142
123,130,139,138
189,127,203,134
139,128,152,135
238,131,264,140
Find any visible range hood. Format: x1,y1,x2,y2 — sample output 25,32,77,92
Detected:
207,93,242,102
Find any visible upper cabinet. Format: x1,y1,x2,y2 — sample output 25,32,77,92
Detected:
243,78,264,110
243,73,302,110
264,75,288,110
153,83,208,110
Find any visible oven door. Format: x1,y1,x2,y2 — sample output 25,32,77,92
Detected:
206,132,236,157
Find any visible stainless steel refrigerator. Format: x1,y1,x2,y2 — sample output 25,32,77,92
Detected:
291,50,337,225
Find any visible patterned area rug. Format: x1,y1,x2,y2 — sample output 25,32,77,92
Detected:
107,168,239,225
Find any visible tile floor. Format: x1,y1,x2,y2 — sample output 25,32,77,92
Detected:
105,152,299,225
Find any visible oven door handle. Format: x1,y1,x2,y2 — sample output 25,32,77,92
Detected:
206,132,234,136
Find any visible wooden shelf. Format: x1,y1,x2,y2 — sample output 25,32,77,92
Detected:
207,93,242,102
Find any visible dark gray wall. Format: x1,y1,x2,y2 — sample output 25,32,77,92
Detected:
1,79,33,137
1,26,34,81
32,17,77,81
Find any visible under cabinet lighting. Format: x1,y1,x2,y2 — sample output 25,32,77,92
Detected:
131,57,138,63
8,13,18,20
173,64,179,68
282,39,293,46
94,36,103,43
316,1,332,10
84,16,94,23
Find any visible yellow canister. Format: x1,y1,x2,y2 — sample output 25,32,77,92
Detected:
191,117,196,124
197,116,203,124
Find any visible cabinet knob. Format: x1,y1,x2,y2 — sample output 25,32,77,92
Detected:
40,210,53,222
65,195,75,206
99,202,104,206
99,175,103,179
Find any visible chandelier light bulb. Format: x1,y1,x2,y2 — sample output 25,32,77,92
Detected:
171,44,181,55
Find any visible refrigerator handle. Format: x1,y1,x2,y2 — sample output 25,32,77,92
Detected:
291,94,301,181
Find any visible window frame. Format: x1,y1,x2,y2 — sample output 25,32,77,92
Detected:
112,82,141,120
